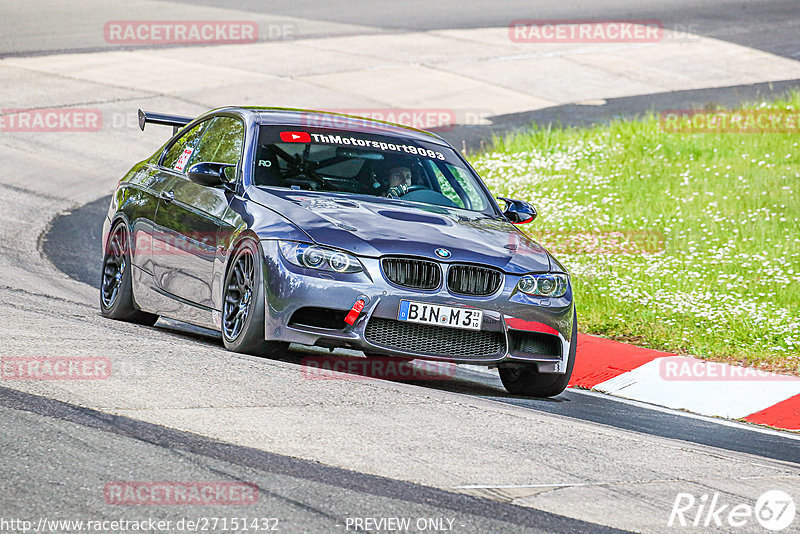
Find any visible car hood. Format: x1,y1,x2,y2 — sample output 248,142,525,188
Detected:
247,188,552,274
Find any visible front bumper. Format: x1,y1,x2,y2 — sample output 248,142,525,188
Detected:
260,240,575,373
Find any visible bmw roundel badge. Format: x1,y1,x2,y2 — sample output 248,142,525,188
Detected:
435,248,452,259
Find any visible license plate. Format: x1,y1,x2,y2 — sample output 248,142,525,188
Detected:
397,300,483,331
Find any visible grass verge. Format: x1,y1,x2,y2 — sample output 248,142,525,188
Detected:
470,92,800,374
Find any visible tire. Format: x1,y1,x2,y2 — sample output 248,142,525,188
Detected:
499,308,577,397
221,239,287,357
100,222,159,326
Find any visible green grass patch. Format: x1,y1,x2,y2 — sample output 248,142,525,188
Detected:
470,93,800,373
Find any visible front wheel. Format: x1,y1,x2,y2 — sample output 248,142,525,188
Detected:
100,222,159,326
221,239,287,357
499,309,577,397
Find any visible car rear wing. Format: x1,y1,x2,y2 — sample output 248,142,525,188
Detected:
138,109,192,135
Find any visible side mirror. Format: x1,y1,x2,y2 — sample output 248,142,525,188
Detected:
187,162,235,187
498,197,537,224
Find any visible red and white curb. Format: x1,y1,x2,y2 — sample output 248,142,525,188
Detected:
572,335,800,431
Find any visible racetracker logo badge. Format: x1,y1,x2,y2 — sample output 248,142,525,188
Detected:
0,108,102,132
299,109,461,132
103,20,259,45
660,109,800,133
1,357,111,380
527,229,664,255
300,356,456,381
658,357,798,382
509,19,663,43
104,482,258,505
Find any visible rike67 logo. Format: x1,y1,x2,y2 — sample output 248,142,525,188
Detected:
668,490,796,531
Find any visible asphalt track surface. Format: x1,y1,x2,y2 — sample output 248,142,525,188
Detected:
4,0,799,60
8,1,800,532
171,0,800,65
0,387,625,534
43,194,800,465
448,79,800,150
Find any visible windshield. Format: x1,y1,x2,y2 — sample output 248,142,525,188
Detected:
252,126,496,214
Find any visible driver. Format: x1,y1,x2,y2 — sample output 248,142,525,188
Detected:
386,166,412,197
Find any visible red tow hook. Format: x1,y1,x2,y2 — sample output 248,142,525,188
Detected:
344,299,366,325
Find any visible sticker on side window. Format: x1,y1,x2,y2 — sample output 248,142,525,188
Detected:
174,147,194,172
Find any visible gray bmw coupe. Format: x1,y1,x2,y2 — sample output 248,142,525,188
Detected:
101,107,576,396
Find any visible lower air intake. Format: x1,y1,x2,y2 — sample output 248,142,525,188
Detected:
508,331,562,357
365,318,505,358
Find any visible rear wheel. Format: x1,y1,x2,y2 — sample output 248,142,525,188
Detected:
499,309,577,397
222,239,287,357
100,222,159,326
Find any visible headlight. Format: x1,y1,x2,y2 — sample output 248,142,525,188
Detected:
278,242,363,273
516,273,569,298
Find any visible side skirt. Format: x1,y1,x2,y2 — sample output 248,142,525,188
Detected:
131,265,219,331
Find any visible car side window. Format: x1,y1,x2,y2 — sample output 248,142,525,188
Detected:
429,164,465,208
186,116,245,171
450,165,486,210
424,160,487,211
161,120,211,171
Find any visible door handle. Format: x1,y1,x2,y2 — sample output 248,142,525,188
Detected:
160,190,175,203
